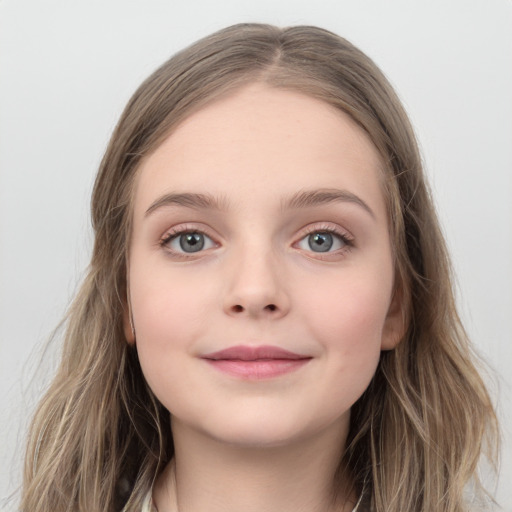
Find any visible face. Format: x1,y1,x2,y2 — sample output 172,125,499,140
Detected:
127,84,403,448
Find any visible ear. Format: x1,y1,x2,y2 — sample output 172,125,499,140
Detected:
123,295,136,345
381,284,407,351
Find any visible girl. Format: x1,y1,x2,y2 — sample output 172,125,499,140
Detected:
20,24,498,512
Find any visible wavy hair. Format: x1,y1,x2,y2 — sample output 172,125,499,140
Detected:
21,23,498,512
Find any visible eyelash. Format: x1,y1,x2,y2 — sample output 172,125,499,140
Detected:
159,225,218,260
296,224,354,257
159,223,355,259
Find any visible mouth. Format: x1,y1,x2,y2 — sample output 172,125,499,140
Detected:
201,345,312,379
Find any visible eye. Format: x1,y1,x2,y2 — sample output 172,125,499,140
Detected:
296,230,349,253
162,231,216,253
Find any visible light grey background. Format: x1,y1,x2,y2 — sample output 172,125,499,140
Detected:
1,0,511,510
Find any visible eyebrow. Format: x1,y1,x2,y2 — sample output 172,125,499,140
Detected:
144,188,375,219
145,192,227,217
284,188,375,219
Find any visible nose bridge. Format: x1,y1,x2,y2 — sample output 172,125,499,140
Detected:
223,237,289,317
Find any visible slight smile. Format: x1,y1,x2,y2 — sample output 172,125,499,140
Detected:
201,345,312,379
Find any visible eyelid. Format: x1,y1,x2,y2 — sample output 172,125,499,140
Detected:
293,222,355,257
157,221,354,260
298,222,354,242
159,223,220,257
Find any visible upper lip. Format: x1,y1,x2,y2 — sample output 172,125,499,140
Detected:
202,345,310,361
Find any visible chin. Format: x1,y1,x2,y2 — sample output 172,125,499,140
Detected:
207,424,305,449
195,408,341,450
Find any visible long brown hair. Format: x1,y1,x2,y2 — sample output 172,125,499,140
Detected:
21,23,498,512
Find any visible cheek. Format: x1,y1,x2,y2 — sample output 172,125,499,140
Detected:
302,277,388,413
129,266,212,388
131,263,211,339
299,269,392,363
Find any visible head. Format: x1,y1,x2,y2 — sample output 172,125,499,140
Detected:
94,24,421,326
24,23,496,512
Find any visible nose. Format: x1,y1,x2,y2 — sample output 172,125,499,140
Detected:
223,248,290,319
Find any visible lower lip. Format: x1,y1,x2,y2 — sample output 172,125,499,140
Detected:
204,359,311,379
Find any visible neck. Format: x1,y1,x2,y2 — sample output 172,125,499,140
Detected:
153,417,357,512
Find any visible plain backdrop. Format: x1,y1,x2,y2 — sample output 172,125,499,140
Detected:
1,0,511,510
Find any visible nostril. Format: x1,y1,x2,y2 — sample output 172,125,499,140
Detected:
229,304,278,314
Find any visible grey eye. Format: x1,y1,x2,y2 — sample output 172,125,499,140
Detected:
296,231,347,253
307,232,333,252
165,232,215,253
179,233,205,252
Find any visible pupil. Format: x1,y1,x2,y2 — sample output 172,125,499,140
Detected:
308,232,333,252
180,233,204,252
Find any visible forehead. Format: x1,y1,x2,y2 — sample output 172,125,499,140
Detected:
133,84,386,218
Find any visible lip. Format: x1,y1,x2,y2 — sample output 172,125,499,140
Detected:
201,345,312,379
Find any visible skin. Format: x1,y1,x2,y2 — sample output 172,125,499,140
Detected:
126,84,404,512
